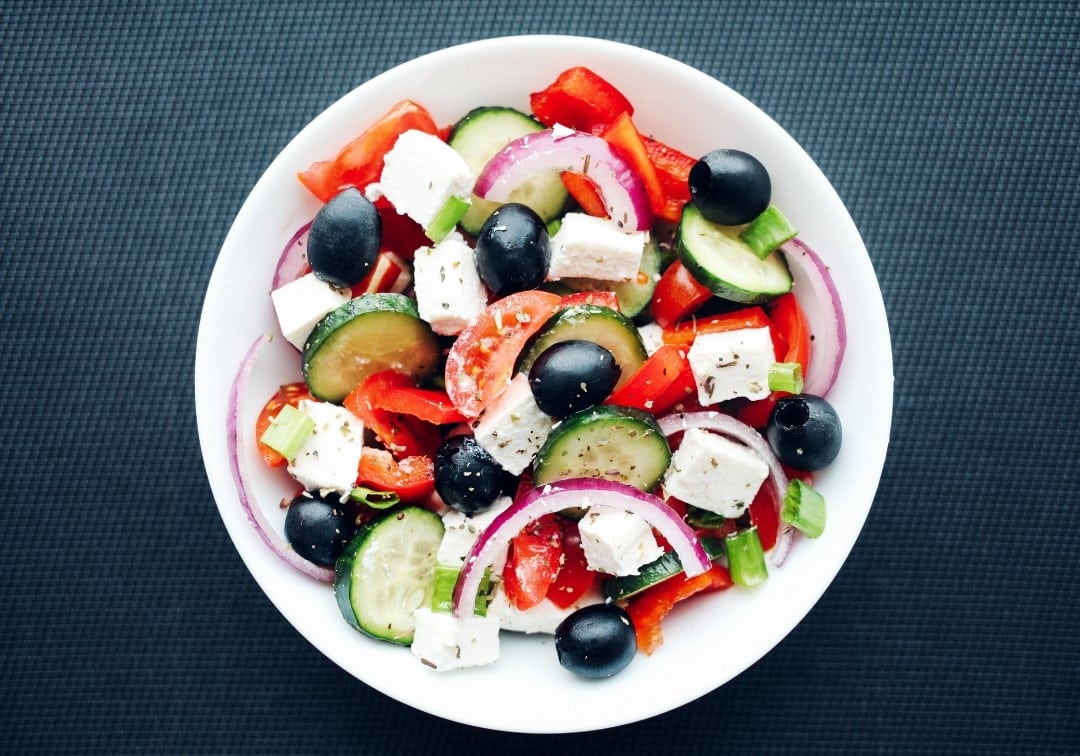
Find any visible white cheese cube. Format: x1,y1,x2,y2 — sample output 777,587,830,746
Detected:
410,608,500,672
663,427,769,518
636,322,665,357
437,495,513,566
471,373,554,475
286,399,364,498
376,129,475,229
412,231,488,335
577,506,664,576
546,212,648,282
687,326,775,404
486,584,602,635
270,272,351,350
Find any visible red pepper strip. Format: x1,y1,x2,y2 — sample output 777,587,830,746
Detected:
342,371,442,459
546,519,595,609
356,448,435,504
298,100,440,203
374,197,429,261
737,293,813,427
502,514,564,611
601,112,667,222
373,383,467,425
529,66,634,133
604,344,695,416
560,171,608,218
254,382,313,468
625,563,733,655
650,260,714,327
662,305,777,351
643,135,696,223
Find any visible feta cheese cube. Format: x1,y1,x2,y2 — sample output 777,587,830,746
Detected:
471,373,554,475
486,584,602,635
636,322,665,356
412,231,488,335
437,495,513,566
286,399,365,497
687,326,775,404
376,129,475,229
410,608,500,672
577,506,664,576
270,272,351,350
546,212,648,282
663,427,769,518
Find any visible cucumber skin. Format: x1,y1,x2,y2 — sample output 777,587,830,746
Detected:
601,536,725,601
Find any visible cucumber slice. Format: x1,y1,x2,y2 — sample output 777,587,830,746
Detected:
677,203,793,303
334,506,444,645
516,304,647,391
449,106,568,235
302,293,440,403
601,536,725,601
533,405,671,491
559,236,663,318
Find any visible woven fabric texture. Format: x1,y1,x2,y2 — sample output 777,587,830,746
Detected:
3,1,1078,753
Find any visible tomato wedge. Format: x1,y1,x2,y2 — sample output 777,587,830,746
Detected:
254,382,313,467
502,514,564,611
559,290,620,311
444,290,562,418
356,448,435,503
604,344,695,415
529,66,633,133
343,371,442,459
298,100,441,203
650,260,713,327
624,563,733,655
546,519,595,609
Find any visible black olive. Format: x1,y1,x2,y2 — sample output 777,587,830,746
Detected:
434,435,507,514
688,149,771,226
528,340,620,416
766,394,843,471
307,188,382,288
283,493,357,567
473,203,550,296
555,604,636,678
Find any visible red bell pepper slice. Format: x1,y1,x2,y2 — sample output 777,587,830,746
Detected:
502,514,564,611
374,197,430,260
560,171,608,218
356,448,435,504
604,344,695,415
372,381,467,425
298,100,441,203
661,305,778,350
254,382,313,468
737,292,813,427
643,135,696,223
343,371,442,459
529,66,633,134
625,563,733,655
601,112,666,222
545,519,595,609
650,260,713,327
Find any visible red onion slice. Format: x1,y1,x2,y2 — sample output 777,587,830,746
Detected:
271,221,312,290
781,238,846,397
226,334,335,583
452,478,709,617
473,127,653,232
657,411,795,567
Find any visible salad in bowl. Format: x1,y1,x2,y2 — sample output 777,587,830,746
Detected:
195,35,892,733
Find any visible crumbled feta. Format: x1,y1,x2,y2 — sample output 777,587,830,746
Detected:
636,322,665,356
663,427,769,518
286,399,364,498
437,495,513,566
577,506,664,576
269,272,351,350
412,231,488,335
410,608,500,671
471,374,554,475
486,584,602,635
687,326,775,404
546,212,648,282
376,129,475,229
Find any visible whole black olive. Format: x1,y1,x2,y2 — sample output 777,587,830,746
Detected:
308,188,382,288
528,340,620,416
555,604,637,678
434,435,508,514
283,493,357,567
766,394,843,471
474,203,550,296
688,149,771,226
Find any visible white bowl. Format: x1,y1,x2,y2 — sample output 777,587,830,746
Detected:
195,35,893,733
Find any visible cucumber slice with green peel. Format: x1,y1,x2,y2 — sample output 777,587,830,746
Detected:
560,237,663,318
532,405,671,491
601,536,725,601
334,506,444,645
677,203,793,304
449,106,568,235
302,293,441,403
516,304,647,392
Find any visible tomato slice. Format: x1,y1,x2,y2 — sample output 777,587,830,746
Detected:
560,171,608,218
604,344,695,415
343,371,442,459
444,290,563,418
546,519,595,609
529,66,633,133
356,448,435,503
624,564,733,655
650,260,713,327
502,514,564,611
559,290,620,311
601,112,666,222
254,382,313,467
297,100,440,203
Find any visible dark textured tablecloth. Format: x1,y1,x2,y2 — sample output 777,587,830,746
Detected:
5,1,1078,752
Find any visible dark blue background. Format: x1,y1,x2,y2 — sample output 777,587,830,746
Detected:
4,1,1078,752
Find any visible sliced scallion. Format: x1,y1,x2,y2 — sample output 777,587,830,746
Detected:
425,195,471,243
432,564,491,615
725,527,768,587
258,404,315,462
740,205,798,259
349,486,400,509
781,478,826,538
768,361,804,394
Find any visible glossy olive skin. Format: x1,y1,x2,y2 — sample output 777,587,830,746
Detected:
474,203,550,296
308,188,382,288
528,340,620,416
283,494,358,567
555,604,637,678
434,435,509,514
688,149,771,226
766,394,843,471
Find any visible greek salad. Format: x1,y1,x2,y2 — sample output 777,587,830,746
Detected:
228,65,847,678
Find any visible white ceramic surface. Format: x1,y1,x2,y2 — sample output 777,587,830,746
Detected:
195,35,893,733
